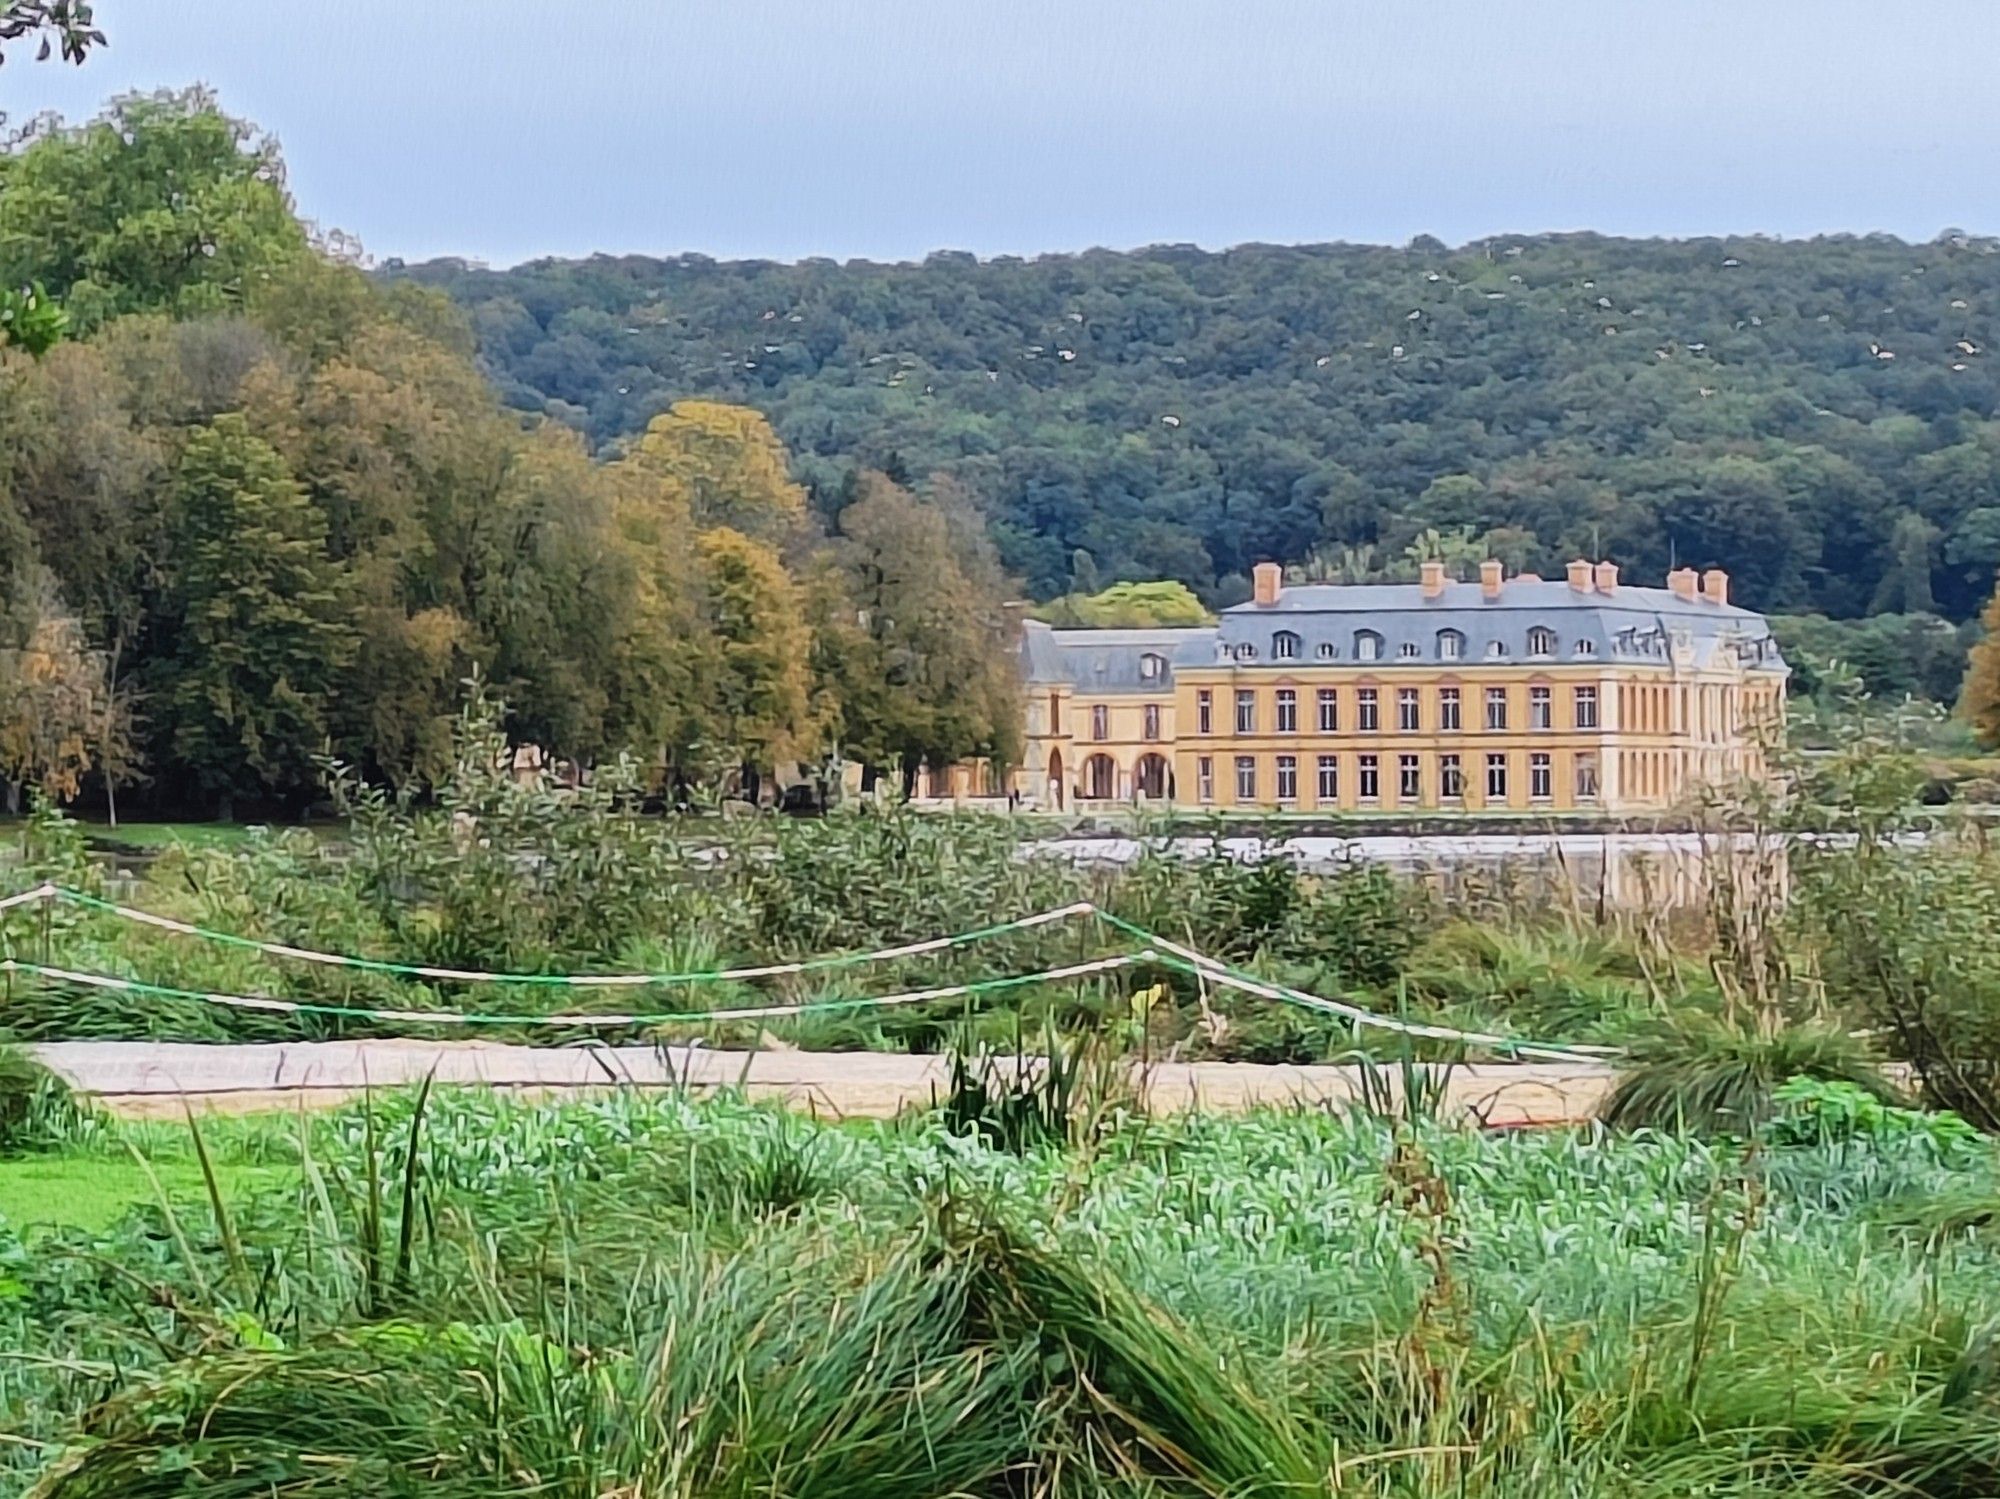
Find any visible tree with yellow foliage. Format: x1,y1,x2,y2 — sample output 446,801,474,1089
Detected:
603,458,710,786
1960,580,2000,748
0,579,136,810
694,526,818,802
1040,579,1211,628
625,401,805,541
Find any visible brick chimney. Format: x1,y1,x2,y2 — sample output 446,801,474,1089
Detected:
1593,560,1619,594
1566,558,1593,592
1700,568,1729,606
1667,567,1698,602
1480,559,1504,600
1252,561,1283,607
1420,559,1447,599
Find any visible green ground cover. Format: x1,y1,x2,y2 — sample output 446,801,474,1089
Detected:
79,822,273,851
2,1085,1997,1496
0,1155,284,1234
0,819,274,852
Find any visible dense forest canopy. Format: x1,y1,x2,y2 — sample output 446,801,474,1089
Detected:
394,234,2000,626
0,93,1021,816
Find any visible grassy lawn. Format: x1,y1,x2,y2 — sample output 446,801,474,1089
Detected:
1,817,349,853
0,817,265,853
82,821,300,851
0,1154,287,1234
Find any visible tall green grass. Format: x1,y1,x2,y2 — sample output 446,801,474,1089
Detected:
6,1090,2000,1496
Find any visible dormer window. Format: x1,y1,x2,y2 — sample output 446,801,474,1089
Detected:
1139,652,1168,681
1398,641,1421,659
1485,640,1508,659
1272,630,1301,661
1236,642,1257,661
1437,629,1465,661
1527,626,1556,657
1315,642,1337,659
1354,629,1383,662
1574,638,1596,657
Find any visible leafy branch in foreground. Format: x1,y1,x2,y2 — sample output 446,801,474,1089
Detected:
0,1,102,67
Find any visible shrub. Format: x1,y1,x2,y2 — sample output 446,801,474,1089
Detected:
1764,1076,1982,1154
0,1046,85,1154
1598,1017,1892,1138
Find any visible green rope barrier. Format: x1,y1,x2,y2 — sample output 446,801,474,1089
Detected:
0,950,1146,1028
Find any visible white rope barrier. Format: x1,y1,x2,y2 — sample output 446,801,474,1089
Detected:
5,881,1621,1058
0,951,1150,1028
33,888,1101,986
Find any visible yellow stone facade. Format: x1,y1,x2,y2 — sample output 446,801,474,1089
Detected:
1011,560,1787,816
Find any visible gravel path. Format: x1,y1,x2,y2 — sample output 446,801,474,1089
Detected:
31,1040,1617,1125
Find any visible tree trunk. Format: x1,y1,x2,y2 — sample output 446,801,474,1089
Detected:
102,636,123,829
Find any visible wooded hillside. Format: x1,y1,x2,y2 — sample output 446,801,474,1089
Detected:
397,234,2000,621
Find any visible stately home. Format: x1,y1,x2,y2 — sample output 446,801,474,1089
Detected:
1011,559,1787,815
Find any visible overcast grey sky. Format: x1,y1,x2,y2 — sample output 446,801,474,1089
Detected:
3,1,1995,267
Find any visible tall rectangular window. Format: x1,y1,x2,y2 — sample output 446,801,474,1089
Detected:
1575,751,1599,802
1234,755,1257,801
1357,687,1379,732
1529,685,1551,730
1316,688,1338,733
1358,753,1380,801
1143,703,1161,741
1439,753,1463,800
1573,685,1598,729
1276,754,1298,802
1196,689,1213,735
1438,686,1461,731
1316,754,1338,803
1397,687,1420,732
1275,688,1297,734
1091,703,1109,741
1530,751,1552,800
1050,693,1062,735
1485,686,1508,731
1398,753,1420,801
1235,689,1256,735
1486,752,1509,801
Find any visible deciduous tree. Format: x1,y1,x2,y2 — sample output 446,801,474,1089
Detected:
626,401,805,540
157,415,356,812
695,526,816,799
0,578,134,808
1960,582,2000,748
1040,579,1210,628
0,90,308,331
825,472,1021,791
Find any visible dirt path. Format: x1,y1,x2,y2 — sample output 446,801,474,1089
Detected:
31,1040,1617,1125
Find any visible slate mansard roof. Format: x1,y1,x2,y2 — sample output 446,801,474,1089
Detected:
1219,578,1785,675
1019,622,1217,693
1020,576,1786,691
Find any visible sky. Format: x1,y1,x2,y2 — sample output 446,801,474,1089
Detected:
3,0,1997,268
